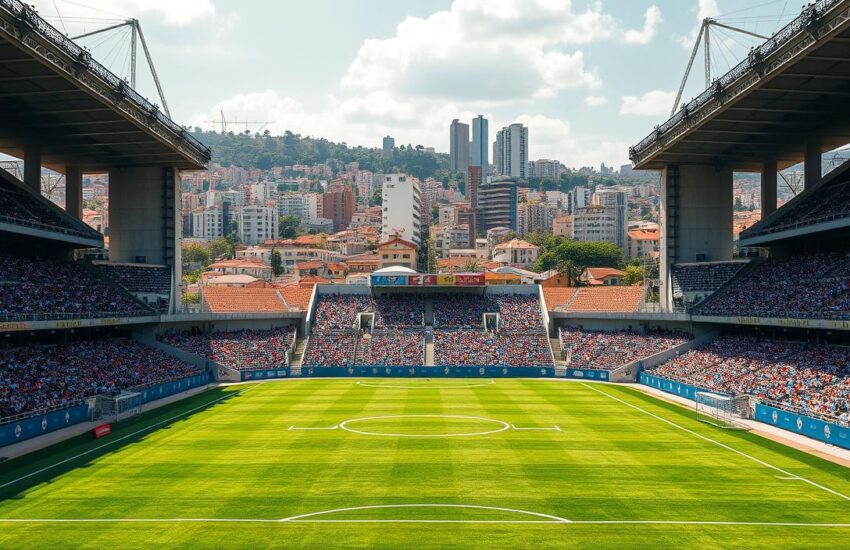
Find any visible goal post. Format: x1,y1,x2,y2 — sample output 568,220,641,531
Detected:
100,391,143,422
694,391,750,430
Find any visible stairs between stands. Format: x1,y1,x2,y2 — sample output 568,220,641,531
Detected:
290,338,308,375
424,329,435,367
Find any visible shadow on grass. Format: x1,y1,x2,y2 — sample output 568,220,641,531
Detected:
611,384,850,478
0,386,243,501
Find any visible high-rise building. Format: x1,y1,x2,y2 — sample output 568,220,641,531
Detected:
527,159,561,179
454,203,479,247
191,207,223,239
517,201,558,236
471,115,489,170
238,203,279,245
573,205,623,249
567,186,590,214
382,136,395,157
381,174,422,245
494,124,528,178
449,119,470,174
594,188,628,250
478,177,517,232
322,183,355,232
467,165,482,209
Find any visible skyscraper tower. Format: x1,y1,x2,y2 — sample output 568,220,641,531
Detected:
471,115,489,171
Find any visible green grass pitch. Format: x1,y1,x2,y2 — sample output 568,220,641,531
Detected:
1,378,849,549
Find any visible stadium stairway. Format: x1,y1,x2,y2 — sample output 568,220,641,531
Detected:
290,338,308,370
549,337,565,364
425,330,435,366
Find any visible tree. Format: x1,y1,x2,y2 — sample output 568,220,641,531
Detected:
533,240,624,282
623,265,644,286
370,189,382,207
278,215,301,239
208,237,230,260
183,243,210,266
426,237,437,273
270,248,283,276
462,258,482,272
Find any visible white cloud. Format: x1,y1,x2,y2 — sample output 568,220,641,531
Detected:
33,0,216,27
677,0,719,48
624,5,662,45
620,90,675,116
584,95,608,106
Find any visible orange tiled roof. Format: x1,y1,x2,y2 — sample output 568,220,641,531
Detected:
294,235,325,247
279,285,313,309
203,287,288,313
542,288,578,310
493,238,539,250
379,237,417,250
627,228,659,240
584,267,626,280
565,286,644,313
209,259,269,270
296,260,324,270
437,257,501,272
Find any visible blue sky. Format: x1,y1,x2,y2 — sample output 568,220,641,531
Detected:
33,0,802,168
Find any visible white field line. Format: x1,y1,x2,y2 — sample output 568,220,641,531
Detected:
287,425,339,431
355,380,495,390
0,384,261,491
338,415,511,438
581,383,850,503
510,424,561,432
278,504,570,523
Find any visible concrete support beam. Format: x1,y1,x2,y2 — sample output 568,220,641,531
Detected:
660,164,733,311
805,140,822,190
761,160,777,218
23,146,41,193
65,166,83,220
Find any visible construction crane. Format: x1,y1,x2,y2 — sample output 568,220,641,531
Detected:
72,19,171,116
204,111,275,134
672,18,769,116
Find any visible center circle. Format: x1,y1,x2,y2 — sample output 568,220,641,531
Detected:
338,415,510,437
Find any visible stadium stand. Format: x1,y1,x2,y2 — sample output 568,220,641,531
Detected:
162,327,296,371
357,330,424,366
302,332,356,367
433,294,487,328
671,262,749,307
434,330,553,367
96,263,171,313
0,173,99,240
648,336,850,424
559,327,690,369
0,339,201,419
696,251,850,319
743,176,850,238
374,295,424,327
312,294,376,330
0,254,153,320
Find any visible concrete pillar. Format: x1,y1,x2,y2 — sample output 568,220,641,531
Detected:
805,139,822,190
65,166,83,220
660,164,733,311
23,146,41,193
761,160,777,218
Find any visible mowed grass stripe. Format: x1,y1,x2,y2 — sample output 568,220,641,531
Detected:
0,379,849,549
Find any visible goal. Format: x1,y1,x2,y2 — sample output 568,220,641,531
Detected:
101,391,143,422
694,391,750,430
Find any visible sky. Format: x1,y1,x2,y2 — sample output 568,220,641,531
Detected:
31,0,804,169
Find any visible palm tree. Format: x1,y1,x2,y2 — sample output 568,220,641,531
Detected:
462,259,482,272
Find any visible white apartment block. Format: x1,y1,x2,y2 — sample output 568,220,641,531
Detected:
381,174,422,245
527,159,561,179
430,224,471,259
238,204,279,245
191,208,223,239
276,192,305,219
572,205,625,249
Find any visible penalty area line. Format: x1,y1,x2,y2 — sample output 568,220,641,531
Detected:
580,383,850,503
510,424,561,432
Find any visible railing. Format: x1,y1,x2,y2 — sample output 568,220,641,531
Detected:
0,213,101,239
741,210,850,239
631,0,845,158
0,0,210,158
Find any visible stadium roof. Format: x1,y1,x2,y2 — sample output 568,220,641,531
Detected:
630,0,850,171
0,2,210,171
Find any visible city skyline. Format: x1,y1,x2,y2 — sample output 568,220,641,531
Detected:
25,0,800,168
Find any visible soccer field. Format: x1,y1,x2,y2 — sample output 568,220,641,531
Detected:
1,379,849,549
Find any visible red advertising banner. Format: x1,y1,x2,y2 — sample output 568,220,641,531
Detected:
93,424,112,439
408,275,424,285
455,274,486,286
422,275,437,286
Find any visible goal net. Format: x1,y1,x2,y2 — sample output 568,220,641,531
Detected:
101,391,143,422
694,391,750,430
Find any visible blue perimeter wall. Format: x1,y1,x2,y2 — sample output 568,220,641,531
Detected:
0,372,211,448
640,372,850,451
242,366,610,381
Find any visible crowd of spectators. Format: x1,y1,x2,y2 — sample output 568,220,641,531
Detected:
747,178,850,237
697,251,850,319
0,254,152,320
302,333,355,368
648,335,850,423
434,330,553,367
357,330,424,366
374,296,424,327
0,339,201,419
433,294,487,328
161,327,295,371
559,327,691,370
0,177,96,238
312,295,375,330
96,264,171,294
488,295,544,331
